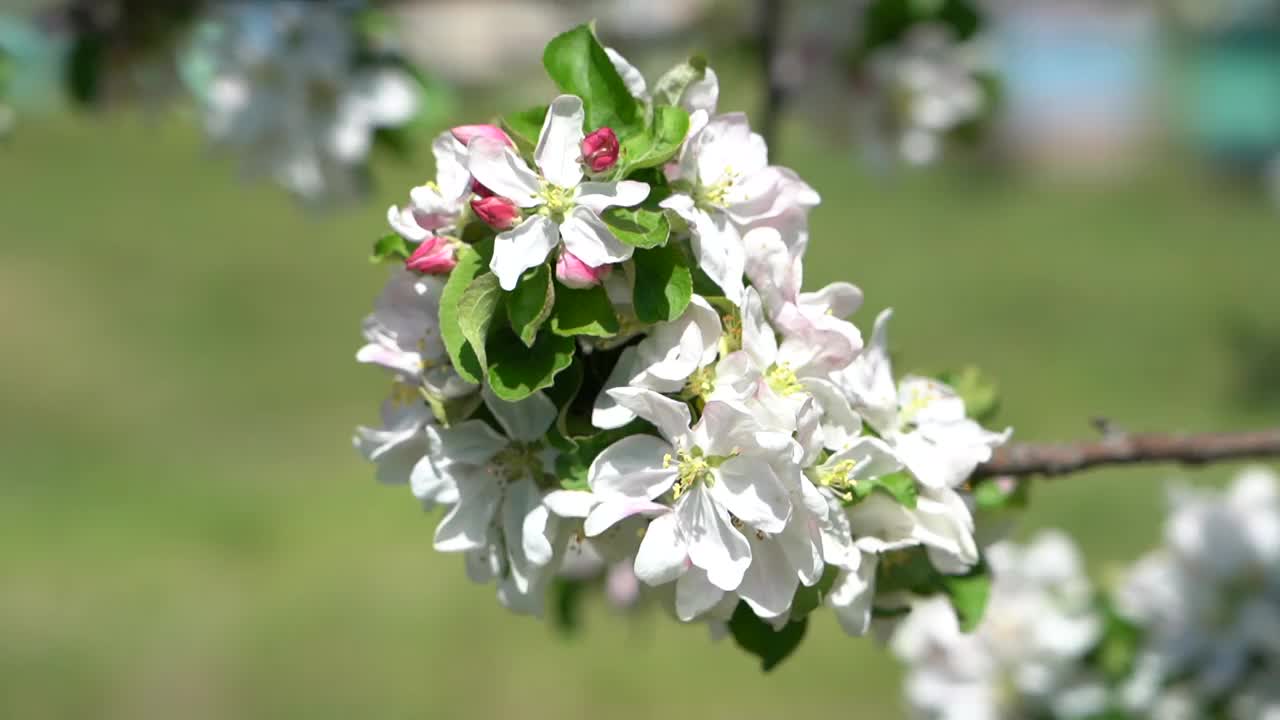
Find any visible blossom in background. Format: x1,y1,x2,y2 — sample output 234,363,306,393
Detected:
1117,466,1280,716
184,1,420,201
892,532,1107,720
467,94,649,290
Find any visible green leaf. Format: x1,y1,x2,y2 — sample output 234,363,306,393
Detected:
370,233,411,263
486,329,575,402
871,471,919,508
439,242,492,383
632,244,692,323
936,365,1000,424
728,602,809,672
457,273,504,371
423,386,483,428
601,207,670,249
973,476,1029,511
790,565,840,620
940,558,991,632
1087,600,1144,683
67,33,107,106
541,23,642,133
549,284,620,337
652,56,709,107
502,104,548,153
617,105,690,173
507,264,555,347
550,578,587,636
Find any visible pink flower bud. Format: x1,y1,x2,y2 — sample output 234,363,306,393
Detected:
581,127,620,173
451,124,514,148
555,250,611,289
470,178,494,198
471,196,521,231
405,236,457,274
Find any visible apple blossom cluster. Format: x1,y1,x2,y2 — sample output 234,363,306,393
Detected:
891,466,1280,719
181,1,421,202
353,24,1011,666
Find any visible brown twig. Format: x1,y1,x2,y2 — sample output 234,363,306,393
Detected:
756,0,785,159
972,427,1280,480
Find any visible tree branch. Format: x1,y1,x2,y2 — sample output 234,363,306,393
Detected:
756,0,785,158
973,427,1280,480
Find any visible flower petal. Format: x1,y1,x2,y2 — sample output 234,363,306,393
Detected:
410,455,459,506
830,555,877,636
430,130,471,202
482,386,556,442
433,468,502,551
675,567,725,621
535,95,586,189
543,489,597,518
574,180,650,214
835,308,899,434
737,536,799,619
710,455,792,534
740,287,778,370
687,208,745,304
560,206,634,266
491,215,559,291
468,137,542,207
606,47,648,100
589,434,678,501
584,498,670,537
605,387,693,446
634,512,688,586
431,421,507,466
679,484,751,591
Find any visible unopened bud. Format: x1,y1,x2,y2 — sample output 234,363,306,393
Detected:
451,124,514,148
555,250,611,289
581,127,620,173
405,236,457,274
471,195,521,231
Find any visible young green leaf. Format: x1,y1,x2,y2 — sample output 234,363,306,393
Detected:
371,233,411,263
728,602,809,672
871,471,920,508
457,273,504,372
601,207,670,249
940,558,991,632
549,284,620,337
652,56,709,107
439,242,491,383
617,105,690,172
502,104,548,152
486,328,575,402
507,264,555,347
936,365,1001,424
541,23,642,134
790,566,841,620
632,243,693,323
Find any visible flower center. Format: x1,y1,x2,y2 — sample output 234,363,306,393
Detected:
766,363,804,396
389,381,420,407
681,365,717,401
694,170,738,209
538,183,575,218
490,441,547,484
815,459,861,502
663,447,714,500
899,383,944,428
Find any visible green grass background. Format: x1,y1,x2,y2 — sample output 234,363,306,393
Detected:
3,72,1280,718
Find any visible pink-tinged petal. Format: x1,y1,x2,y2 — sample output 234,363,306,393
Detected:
799,281,863,319
728,166,819,224
471,195,521,230
634,512,688,586
584,498,670,537
690,113,756,185
588,434,678,501
573,180,650,214
355,343,420,377
559,206,633,266
491,216,559,291
451,124,514,148
405,236,457,274
535,95,586,189
387,204,430,241
468,137,542,208
581,127,620,172
555,249,610,289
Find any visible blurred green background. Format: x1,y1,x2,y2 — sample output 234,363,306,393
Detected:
4,59,1280,720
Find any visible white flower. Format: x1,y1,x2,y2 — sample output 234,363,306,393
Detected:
605,47,720,116
660,113,819,303
387,131,472,241
834,308,1010,491
419,389,565,614
573,388,796,620
355,269,473,399
591,295,722,429
711,287,860,445
1117,467,1280,704
187,2,419,201
891,532,1106,720
467,94,650,290
353,381,456,508
743,225,864,370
